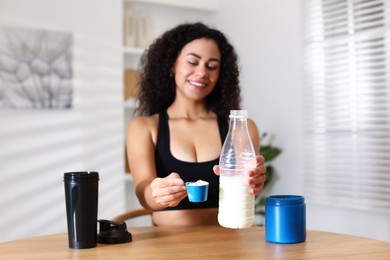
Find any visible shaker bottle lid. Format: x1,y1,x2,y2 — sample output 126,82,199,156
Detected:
266,195,305,206
63,171,99,182
97,220,132,244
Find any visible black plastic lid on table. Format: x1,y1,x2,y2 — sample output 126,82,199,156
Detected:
97,220,132,244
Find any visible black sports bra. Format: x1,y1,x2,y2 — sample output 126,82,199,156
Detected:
154,110,228,210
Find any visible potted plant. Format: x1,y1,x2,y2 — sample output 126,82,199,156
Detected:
255,132,282,226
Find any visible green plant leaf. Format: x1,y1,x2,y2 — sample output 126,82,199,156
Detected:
260,145,282,162
264,165,273,187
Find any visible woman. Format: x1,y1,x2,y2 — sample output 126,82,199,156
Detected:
126,22,266,226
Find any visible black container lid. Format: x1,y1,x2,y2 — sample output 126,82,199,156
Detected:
63,171,99,182
97,220,132,244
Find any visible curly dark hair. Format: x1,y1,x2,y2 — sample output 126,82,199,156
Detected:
136,22,241,118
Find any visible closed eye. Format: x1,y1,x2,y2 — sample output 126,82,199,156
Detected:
187,60,198,66
207,61,219,71
207,65,219,71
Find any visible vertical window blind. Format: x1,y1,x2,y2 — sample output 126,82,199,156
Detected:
303,0,390,212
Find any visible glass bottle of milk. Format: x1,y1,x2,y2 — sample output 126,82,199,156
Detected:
218,110,256,229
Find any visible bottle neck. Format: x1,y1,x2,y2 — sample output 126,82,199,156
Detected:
229,117,247,129
220,111,256,170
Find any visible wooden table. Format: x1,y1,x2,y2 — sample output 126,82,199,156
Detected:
1,226,389,259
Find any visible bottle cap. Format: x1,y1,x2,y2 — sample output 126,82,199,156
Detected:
229,110,248,118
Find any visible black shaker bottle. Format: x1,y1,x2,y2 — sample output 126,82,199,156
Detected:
64,171,99,249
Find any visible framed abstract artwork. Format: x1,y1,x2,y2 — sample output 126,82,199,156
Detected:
0,27,73,109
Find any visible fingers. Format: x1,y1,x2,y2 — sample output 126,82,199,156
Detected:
248,156,267,195
154,172,185,187
256,154,265,165
167,172,182,180
151,173,187,207
153,190,187,207
213,165,220,176
248,171,266,195
256,155,267,174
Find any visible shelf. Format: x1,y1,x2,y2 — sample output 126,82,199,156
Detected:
124,0,218,12
123,46,145,56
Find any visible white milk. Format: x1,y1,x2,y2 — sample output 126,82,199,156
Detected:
218,174,254,229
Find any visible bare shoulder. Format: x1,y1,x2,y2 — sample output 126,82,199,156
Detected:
247,118,259,131
128,114,158,130
127,114,159,143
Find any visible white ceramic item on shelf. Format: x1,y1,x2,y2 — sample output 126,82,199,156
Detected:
124,9,152,48
123,9,136,47
136,11,151,48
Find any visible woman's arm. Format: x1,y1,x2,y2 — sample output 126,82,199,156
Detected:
247,118,260,154
126,116,187,210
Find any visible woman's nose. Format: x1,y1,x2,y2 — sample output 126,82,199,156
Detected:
195,65,207,77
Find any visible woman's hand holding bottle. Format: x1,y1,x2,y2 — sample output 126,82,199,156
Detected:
248,155,267,195
213,154,267,195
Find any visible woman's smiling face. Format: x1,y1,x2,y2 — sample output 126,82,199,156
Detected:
172,38,221,101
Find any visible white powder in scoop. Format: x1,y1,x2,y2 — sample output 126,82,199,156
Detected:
187,180,209,186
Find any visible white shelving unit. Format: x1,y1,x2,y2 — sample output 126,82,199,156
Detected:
125,0,218,12
123,46,144,56
122,0,218,51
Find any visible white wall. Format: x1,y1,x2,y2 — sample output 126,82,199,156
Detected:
0,0,126,242
216,0,390,242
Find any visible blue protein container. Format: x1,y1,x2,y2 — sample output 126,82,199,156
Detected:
265,195,306,244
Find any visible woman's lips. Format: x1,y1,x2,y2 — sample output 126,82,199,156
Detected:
188,80,206,88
